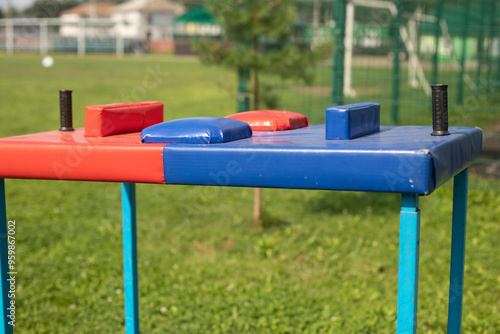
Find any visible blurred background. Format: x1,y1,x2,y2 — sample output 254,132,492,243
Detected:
1,0,498,180
0,0,499,332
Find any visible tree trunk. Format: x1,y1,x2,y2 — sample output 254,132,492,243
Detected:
252,38,260,111
253,187,262,227
252,37,262,227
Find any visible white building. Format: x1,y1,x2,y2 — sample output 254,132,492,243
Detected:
113,0,184,41
59,0,185,52
60,2,117,37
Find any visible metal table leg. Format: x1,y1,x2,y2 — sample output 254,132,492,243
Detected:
122,183,139,333
0,179,13,334
447,168,468,333
397,193,421,334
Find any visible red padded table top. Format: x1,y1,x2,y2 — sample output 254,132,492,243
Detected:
0,129,165,184
0,124,482,195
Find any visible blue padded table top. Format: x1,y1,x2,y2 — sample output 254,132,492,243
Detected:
162,125,482,195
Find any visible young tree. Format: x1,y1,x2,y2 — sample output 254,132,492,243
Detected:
22,0,82,18
22,0,128,18
195,0,331,226
197,0,328,109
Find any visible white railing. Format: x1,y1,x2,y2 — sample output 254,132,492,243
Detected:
0,17,145,57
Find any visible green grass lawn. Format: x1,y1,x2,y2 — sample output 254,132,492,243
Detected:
0,54,499,333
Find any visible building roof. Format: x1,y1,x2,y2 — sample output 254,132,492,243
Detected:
60,2,117,17
114,0,184,14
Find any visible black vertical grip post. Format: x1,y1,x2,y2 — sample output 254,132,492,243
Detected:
431,84,450,136
59,89,74,131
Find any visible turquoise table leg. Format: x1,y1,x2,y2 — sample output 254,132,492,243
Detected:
0,180,13,334
397,194,421,334
122,183,139,333
447,168,468,333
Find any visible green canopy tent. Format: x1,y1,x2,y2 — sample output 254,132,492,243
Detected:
173,5,221,54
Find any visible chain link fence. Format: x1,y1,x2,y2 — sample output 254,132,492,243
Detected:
269,0,499,180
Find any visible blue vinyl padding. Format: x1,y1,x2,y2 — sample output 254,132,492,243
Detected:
162,125,482,195
141,117,252,144
326,102,380,140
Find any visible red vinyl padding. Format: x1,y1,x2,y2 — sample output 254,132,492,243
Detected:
85,101,163,137
225,110,309,131
0,129,165,183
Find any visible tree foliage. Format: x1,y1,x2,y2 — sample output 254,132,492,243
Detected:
211,0,297,43
22,0,83,18
21,0,127,18
195,0,332,109
2,5,20,18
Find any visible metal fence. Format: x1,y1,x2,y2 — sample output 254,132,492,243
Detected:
0,17,148,56
272,0,500,179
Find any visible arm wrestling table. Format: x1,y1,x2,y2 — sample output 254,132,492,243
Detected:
0,99,482,333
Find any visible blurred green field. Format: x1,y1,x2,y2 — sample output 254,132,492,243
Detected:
0,54,499,333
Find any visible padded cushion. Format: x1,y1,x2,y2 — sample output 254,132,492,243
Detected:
326,102,380,140
85,101,163,137
225,110,309,131
141,117,252,144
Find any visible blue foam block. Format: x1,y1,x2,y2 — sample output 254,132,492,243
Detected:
141,117,252,144
326,102,380,140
